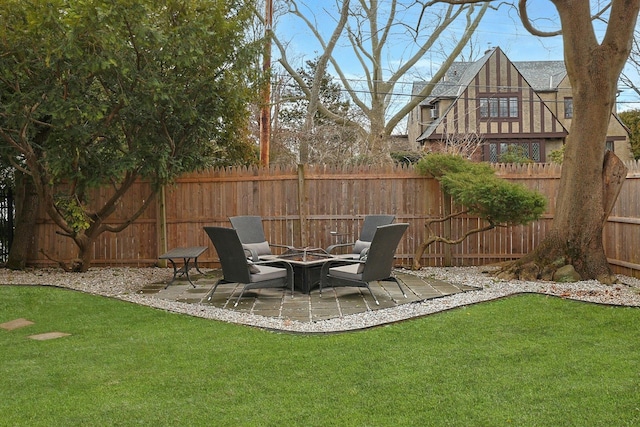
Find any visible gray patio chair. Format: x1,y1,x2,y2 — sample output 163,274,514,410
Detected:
204,226,293,307
319,222,409,305
229,215,293,261
326,214,395,258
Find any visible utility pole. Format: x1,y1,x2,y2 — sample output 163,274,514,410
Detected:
259,0,272,167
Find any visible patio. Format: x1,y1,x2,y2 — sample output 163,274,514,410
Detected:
137,269,480,322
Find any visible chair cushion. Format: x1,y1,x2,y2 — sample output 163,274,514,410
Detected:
243,241,271,256
352,239,370,254
247,260,261,274
249,265,287,282
329,263,363,281
356,248,369,273
331,253,359,259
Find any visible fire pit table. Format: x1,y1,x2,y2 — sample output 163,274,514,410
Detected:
264,247,334,294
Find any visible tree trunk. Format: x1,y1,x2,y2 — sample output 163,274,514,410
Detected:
502,62,627,283
367,119,392,162
550,80,615,279
73,233,93,273
6,172,38,270
498,0,639,284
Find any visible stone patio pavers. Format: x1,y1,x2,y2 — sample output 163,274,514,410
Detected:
137,269,480,322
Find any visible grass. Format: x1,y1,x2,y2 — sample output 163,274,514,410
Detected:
1,285,639,426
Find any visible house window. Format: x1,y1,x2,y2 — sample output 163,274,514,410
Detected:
564,98,573,119
606,140,614,152
479,96,519,119
430,102,439,119
486,141,543,163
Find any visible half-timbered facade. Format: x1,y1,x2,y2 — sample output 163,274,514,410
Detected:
407,47,632,162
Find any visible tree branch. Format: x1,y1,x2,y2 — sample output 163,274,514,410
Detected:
99,188,158,234
518,0,561,37
387,3,489,132
412,210,496,269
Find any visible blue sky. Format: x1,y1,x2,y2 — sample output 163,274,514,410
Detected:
273,1,639,111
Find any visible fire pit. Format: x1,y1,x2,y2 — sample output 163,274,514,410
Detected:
278,247,332,262
276,247,334,293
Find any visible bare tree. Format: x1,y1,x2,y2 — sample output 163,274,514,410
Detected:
272,0,353,163
273,0,490,162
436,131,485,158
428,106,486,158
620,25,640,98
267,57,363,165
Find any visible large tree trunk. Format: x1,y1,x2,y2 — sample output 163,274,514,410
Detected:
544,83,619,281
505,151,626,284
6,172,39,270
500,0,639,283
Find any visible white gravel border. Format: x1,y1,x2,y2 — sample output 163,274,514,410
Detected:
2,266,640,333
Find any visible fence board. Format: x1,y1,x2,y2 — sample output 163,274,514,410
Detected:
24,162,640,278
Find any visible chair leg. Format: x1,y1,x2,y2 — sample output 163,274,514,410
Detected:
206,279,225,301
365,284,380,305
234,287,248,307
289,270,294,299
381,276,407,298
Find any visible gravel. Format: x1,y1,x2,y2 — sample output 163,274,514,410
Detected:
2,266,640,333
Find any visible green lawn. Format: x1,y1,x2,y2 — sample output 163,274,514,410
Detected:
1,285,639,426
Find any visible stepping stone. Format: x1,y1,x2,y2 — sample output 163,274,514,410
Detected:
1,318,34,331
28,332,71,341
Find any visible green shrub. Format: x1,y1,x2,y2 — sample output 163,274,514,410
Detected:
416,153,493,177
548,145,565,164
417,153,546,226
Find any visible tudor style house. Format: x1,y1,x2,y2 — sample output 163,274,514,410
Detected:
407,47,632,162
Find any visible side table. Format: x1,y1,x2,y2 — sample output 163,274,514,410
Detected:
159,246,208,288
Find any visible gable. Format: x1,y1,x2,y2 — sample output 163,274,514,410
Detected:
418,47,568,142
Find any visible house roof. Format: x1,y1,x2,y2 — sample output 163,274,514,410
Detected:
416,48,568,107
512,60,567,91
414,49,494,106
416,47,569,142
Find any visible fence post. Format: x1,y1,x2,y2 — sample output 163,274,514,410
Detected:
443,191,452,266
297,164,308,247
157,185,168,266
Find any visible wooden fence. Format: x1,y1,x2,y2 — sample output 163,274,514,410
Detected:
28,162,640,278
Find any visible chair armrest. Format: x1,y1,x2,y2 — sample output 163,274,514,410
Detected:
269,243,295,250
319,259,365,293
326,242,354,254
320,258,362,276
255,259,294,292
243,248,260,262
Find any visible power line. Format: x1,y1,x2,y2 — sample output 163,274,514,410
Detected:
272,74,640,103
